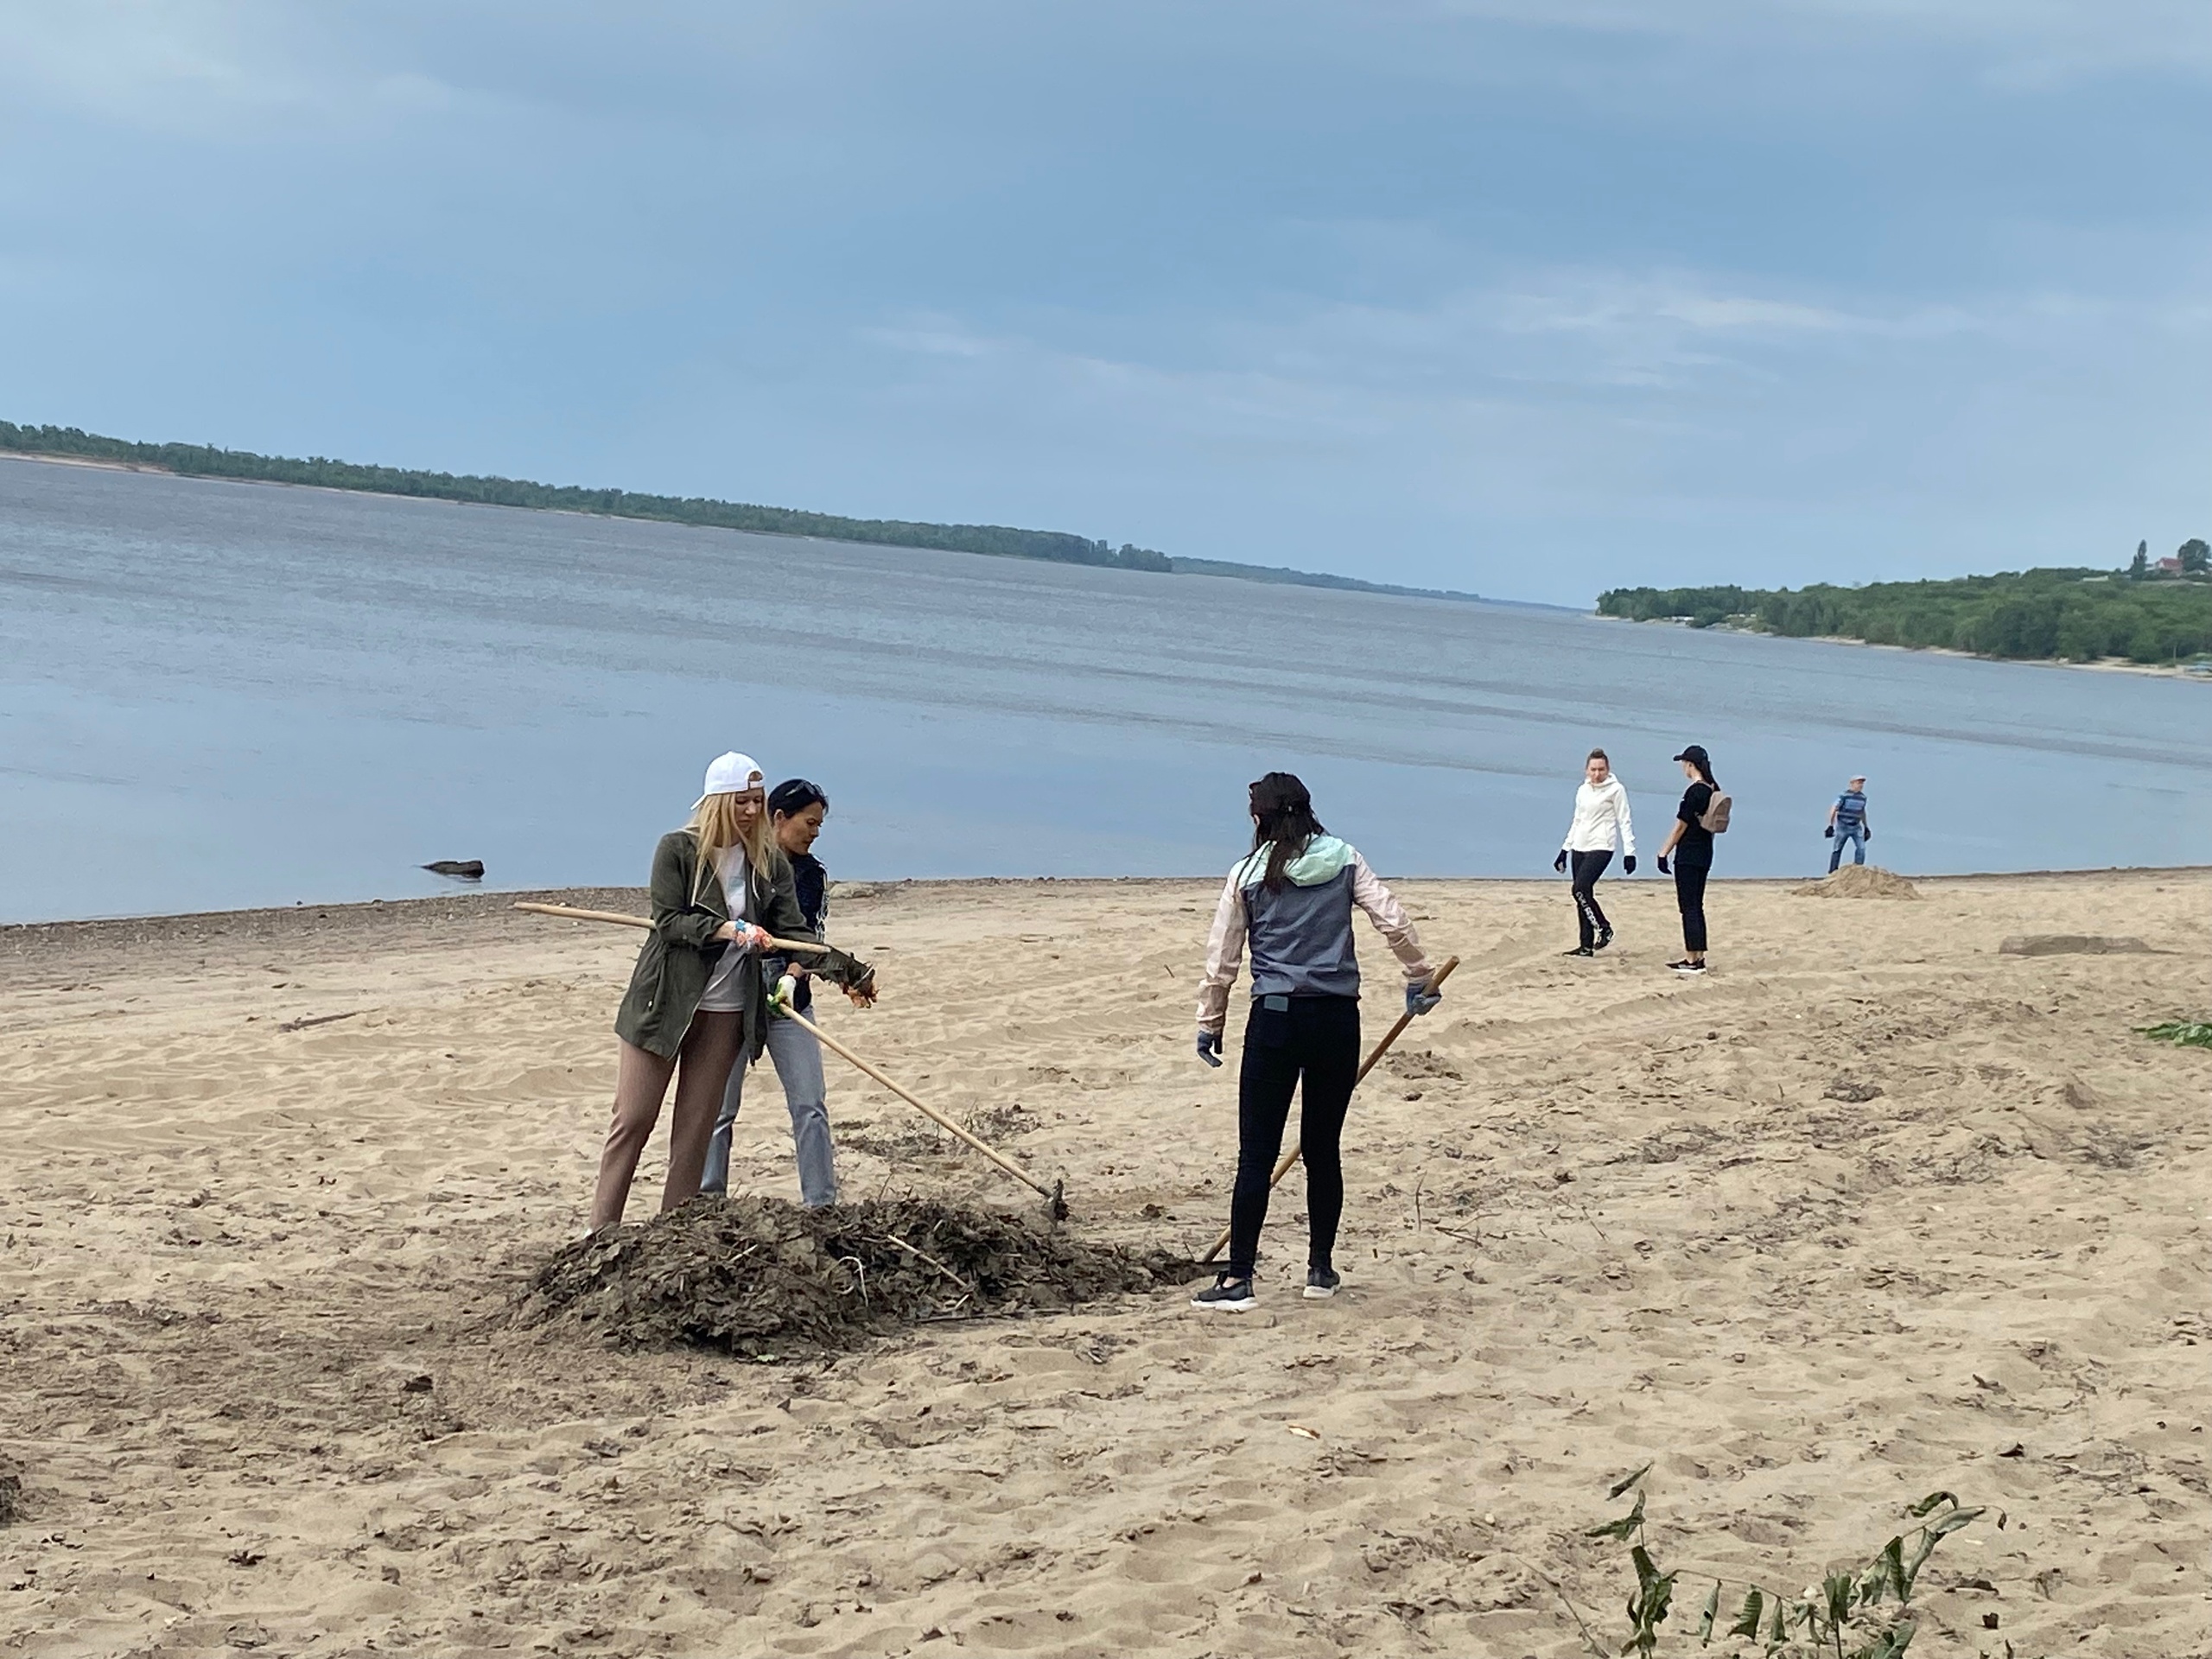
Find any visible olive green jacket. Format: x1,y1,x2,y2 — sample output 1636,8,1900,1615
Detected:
613,830,873,1061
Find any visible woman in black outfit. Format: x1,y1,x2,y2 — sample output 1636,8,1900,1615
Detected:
1655,744,1717,976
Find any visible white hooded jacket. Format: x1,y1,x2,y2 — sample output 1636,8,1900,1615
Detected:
1562,776,1636,856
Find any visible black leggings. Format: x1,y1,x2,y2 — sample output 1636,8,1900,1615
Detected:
1675,860,1710,954
1226,995,1360,1281
1569,849,1612,947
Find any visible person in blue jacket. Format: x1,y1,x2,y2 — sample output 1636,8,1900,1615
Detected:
1189,772,1442,1313
1826,776,1872,872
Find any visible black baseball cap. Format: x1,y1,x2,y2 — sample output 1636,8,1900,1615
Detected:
1672,744,1710,766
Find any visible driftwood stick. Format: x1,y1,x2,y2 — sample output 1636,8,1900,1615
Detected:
878,1233,974,1294
1199,955,1459,1266
276,1010,364,1033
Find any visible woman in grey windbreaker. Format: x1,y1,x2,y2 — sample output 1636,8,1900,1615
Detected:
1190,772,1441,1313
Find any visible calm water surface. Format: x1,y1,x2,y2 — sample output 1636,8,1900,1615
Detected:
4,458,2208,923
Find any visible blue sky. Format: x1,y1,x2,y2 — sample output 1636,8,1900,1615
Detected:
2,2,2207,604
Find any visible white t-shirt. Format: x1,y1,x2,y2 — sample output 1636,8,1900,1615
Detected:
695,848,755,1013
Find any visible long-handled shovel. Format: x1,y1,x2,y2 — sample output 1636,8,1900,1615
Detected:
512,900,834,957
1198,955,1459,1265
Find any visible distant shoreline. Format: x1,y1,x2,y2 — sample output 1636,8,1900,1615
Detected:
1596,612,2212,681
0,435,1502,608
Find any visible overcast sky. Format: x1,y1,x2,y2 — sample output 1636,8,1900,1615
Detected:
3,2,2206,603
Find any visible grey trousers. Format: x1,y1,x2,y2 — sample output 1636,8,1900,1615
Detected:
701,1004,836,1207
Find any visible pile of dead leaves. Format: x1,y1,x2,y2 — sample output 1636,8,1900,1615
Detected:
518,1197,1197,1357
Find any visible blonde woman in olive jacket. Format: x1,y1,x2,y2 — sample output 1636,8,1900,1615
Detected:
589,752,873,1231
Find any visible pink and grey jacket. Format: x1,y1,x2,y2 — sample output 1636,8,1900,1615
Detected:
1196,836,1435,1034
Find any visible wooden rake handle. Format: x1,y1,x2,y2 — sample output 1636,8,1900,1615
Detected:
511,900,832,957
518,899,1052,1205
779,1004,1057,1204
1199,955,1459,1266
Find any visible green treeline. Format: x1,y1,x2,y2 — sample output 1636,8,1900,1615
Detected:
0,420,1174,572
1599,552,2212,665
2,419,1485,602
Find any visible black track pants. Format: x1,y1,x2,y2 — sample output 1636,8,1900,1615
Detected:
1675,860,1710,954
1226,995,1360,1282
1569,849,1613,948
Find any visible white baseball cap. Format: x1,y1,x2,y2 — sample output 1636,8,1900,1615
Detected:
694,751,765,807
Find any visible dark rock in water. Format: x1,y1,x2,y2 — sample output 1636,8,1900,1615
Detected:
422,860,485,880
516,1196,1198,1357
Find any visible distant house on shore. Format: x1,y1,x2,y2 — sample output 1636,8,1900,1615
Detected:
2156,557,2184,574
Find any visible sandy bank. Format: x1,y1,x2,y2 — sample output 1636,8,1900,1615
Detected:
3,873,2207,1656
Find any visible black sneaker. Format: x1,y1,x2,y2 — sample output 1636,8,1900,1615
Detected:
1303,1268,1342,1301
1594,929,1613,952
1671,960,1707,976
1191,1274,1257,1313
1563,944,1593,957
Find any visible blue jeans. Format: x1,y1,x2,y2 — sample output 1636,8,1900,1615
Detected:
700,990,836,1207
1829,825,1866,871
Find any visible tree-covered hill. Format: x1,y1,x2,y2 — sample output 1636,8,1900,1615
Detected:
0,419,1173,571
1599,551,2212,665
1,420,1486,604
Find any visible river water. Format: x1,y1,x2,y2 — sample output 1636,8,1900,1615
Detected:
3,457,2207,923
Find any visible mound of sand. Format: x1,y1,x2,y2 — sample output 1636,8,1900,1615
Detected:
1794,864,1921,899
518,1197,1196,1357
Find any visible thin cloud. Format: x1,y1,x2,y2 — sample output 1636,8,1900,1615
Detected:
0,2,479,135
1413,0,2212,79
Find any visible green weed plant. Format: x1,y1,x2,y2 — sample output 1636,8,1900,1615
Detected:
1584,1466,1987,1658
2138,1020,2212,1049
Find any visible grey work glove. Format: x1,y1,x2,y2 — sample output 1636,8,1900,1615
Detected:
1196,1029,1223,1067
1405,981,1442,1018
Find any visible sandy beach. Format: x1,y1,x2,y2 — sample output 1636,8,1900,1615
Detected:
3,871,2208,1658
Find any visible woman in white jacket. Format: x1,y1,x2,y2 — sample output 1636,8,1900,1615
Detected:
1553,749,1636,957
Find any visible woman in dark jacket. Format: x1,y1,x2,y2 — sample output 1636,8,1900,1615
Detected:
589,753,874,1232
1655,744,1719,977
